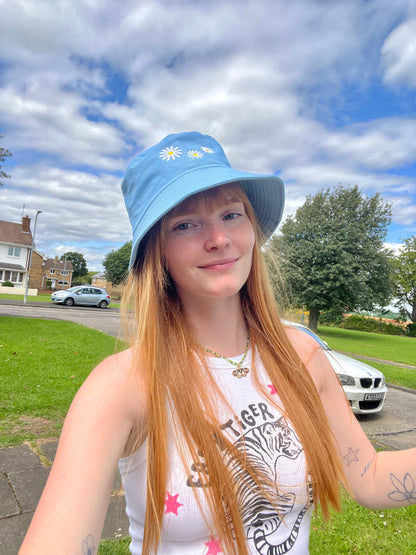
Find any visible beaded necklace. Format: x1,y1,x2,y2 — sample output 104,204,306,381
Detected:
203,334,250,378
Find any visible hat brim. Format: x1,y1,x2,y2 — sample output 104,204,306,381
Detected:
130,164,284,268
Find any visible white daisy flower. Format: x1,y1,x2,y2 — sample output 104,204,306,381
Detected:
201,147,214,153
159,146,182,161
187,149,203,159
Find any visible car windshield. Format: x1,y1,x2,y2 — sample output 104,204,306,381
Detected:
65,287,80,292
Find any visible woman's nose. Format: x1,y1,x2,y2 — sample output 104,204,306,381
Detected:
204,223,231,250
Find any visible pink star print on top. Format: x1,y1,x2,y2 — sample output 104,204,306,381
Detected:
204,536,222,554
165,492,183,515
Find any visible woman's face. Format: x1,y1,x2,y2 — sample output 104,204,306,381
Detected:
163,186,255,307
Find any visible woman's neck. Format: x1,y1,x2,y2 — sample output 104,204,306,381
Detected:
183,295,249,357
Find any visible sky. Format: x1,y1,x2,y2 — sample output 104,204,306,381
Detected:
1,0,416,272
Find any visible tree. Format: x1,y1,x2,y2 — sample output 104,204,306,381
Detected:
269,185,394,331
60,252,88,281
393,235,416,322
0,135,12,186
103,241,131,285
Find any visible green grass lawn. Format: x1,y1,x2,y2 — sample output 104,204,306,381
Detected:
318,326,416,366
0,293,51,302
309,490,416,554
0,317,125,447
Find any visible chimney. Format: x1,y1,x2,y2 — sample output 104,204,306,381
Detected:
55,256,59,262
22,215,31,233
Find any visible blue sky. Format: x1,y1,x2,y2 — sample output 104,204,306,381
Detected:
1,0,415,270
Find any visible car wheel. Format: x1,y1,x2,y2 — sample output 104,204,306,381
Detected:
98,300,108,309
64,297,74,306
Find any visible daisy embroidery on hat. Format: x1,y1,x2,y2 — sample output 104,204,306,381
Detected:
201,146,214,153
187,149,204,159
159,146,182,161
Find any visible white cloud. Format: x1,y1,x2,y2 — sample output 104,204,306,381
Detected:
381,18,416,88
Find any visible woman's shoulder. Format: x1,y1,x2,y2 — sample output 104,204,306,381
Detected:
283,324,329,392
75,346,146,422
283,325,320,363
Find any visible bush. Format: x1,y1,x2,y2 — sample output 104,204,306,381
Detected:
319,309,344,326
407,322,416,337
2,281,14,287
339,315,403,335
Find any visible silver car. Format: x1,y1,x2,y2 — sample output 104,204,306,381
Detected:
51,286,111,309
285,321,387,415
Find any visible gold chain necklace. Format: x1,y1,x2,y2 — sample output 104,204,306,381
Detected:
203,334,250,378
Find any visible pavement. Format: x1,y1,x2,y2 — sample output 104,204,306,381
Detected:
0,441,129,555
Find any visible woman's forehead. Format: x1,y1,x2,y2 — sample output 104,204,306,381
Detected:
168,184,245,217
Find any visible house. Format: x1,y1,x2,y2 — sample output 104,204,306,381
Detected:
0,216,74,294
41,257,73,290
91,271,124,298
0,216,34,292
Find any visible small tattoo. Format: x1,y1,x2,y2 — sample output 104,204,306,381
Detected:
361,449,376,477
82,534,96,555
343,447,360,466
388,473,416,504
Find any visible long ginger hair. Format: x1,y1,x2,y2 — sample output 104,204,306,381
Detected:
121,184,347,554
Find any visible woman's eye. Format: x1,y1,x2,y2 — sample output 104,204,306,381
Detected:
224,212,240,220
174,222,191,231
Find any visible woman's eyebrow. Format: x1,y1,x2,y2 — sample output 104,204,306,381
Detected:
169,196,243,218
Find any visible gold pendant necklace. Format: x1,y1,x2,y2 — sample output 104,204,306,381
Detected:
203,334,250,378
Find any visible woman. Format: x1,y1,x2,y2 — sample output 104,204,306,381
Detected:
20,132,416,554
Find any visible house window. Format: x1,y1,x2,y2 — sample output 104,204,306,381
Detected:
58,280,68,286
8,247,21,257
49,269,55,274
0,271,23,284
61,270,69,276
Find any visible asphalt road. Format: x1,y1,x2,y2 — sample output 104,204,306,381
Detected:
1,300,415,450
0,300,123,338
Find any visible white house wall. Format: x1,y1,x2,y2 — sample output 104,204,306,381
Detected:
0,243,29,268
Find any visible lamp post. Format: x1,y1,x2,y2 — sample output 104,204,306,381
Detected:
24,210,42,304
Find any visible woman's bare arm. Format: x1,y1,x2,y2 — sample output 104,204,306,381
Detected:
288,327,416,509
19,348,145,554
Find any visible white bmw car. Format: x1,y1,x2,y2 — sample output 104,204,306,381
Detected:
285,321,388,415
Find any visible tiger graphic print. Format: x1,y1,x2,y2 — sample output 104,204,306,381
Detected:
224,416,312,554
187,413,313,553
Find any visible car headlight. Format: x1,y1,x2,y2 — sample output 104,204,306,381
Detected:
337,374,355,386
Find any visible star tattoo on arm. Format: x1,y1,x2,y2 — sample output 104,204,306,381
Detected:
343,447,360,466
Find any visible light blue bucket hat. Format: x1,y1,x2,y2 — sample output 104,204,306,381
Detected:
122,131,285,267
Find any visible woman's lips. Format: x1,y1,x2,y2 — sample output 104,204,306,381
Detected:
199,258,238,271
